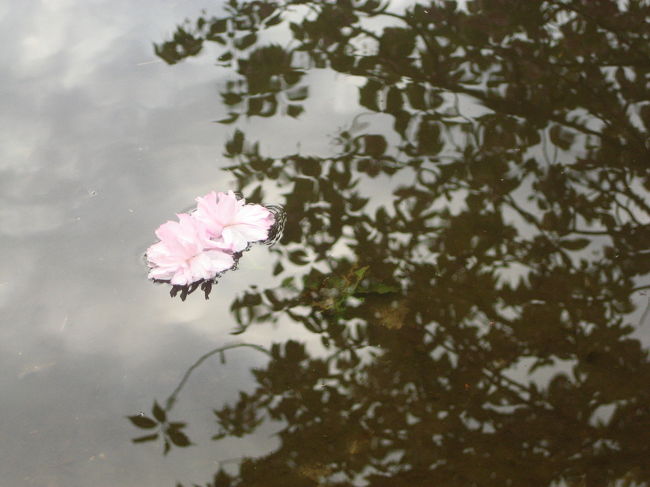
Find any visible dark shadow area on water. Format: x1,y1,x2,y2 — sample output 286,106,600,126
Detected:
131,1,650,486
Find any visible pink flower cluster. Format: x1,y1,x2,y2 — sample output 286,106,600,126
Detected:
146,190,275,286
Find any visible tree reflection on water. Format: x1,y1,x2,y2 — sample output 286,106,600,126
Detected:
131,1,650,485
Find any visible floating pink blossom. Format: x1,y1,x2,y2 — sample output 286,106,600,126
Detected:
146,213,234,286
194,190,275,252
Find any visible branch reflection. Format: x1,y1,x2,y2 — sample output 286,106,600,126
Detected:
131,1,650,486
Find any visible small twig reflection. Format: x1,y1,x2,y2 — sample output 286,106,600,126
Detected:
164,343,271,411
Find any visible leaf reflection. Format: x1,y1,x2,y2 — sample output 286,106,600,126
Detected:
131,1,650,485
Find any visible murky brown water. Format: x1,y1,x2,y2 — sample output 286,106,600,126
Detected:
1,1,649,486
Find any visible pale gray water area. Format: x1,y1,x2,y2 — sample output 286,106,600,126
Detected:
1,1,650,486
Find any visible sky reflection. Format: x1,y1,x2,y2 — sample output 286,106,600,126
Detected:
0,1,340,485
1,0,649,486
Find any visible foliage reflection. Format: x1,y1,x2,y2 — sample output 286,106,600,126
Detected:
132,1,650,485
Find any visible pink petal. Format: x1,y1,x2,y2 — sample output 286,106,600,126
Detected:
203,249,235,273
221,226,251,253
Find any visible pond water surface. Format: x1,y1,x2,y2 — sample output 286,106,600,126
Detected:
1,1,650,486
